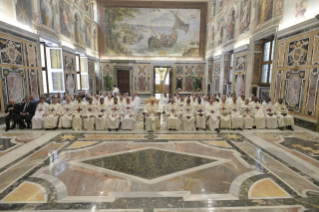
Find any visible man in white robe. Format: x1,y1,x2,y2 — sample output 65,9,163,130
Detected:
251,97,265,129
93,95,100,106
262,97,278,129
144,98,160,132
32,97,49,129
241,99,254,129
274,98,294,131
229,97,244,130
73,96,86,131
83,97,96,131
195,98,206,130
205,98,220,132
96,98,109,130
165,98,180,130
237,95,245,106
108,97,122,131
219,96,231,129
121,98,135,130
182,98,195,131
59,97,74,129
44,96,62,129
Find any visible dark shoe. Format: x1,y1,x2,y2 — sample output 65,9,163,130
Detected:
116,128,119,131
279,127,284,131
215,128,220,133
20,125,26,130
27,125,31,129
253,126,256,129
238,128,243,131
196,128,199,131
289,126,294,131
5,128,9,132
108,129,111,132
10,125,16,129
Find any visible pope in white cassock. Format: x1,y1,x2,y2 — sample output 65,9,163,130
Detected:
165,98,180,130
229,97,244,130
144,98,160,132
121,98,135,130
83,97,96,131
59,97,74,129
44,96,62,129
73,96,86,130
182,98,195,131
251,97,265,129
274,98,294,130
108,97,122,131
96,98,108,130
262,97,278,129
205,98,220,132
241,99,254,129
219,96,231,129
195,98,206,130
32,97,49,129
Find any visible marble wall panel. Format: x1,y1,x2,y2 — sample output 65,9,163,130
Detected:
88,60,95,75
284,70,306,112
0,37,23,65
305,68,319,116
287,37,309,67
274,70,283,103
173,64,205,93
185,76,194,92
312,34,319,65
28,69,40,100
252,53,261,84
133,64,151,94
89,75,94,93
176,77,183,91
235,54,247,72
63,53,75,72
277,43,286,68
65,73,76,97
25,44,38,68
234,73,245,97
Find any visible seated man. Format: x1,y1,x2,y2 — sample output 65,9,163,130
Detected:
205,98,220,132
195,98,206,130
32,96,49,129
121,97,135,130
144,98,160,132
59,97,74,129
263,97,278,129
44,96,62,129
241,99,254,129
229,97,243,130
16,96,36,129
73,96,86,131
274,98,294,131
182,98,195,131
108,97,122,131
83,97,96,131
5,99,20,131
251,97,265,129
165,98,180,130
219,96,231,129
96,98,108,130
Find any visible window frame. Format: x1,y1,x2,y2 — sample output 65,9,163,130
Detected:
80,56,89,90
46,47,65,93
229,51,234,84
40,42,49,94
260,38,274,85
76,54,82,91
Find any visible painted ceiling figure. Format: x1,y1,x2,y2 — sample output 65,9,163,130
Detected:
239,0,250,33
41,0,54,29
227,9,235,40
62,5,71,36
75,14,84,45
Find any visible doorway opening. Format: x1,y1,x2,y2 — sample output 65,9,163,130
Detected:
154,67,171,105
117,70,130,95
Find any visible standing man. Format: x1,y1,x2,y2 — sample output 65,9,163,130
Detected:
241,99,254,129
195,98,206,130
32,96,49,129
274,98,294,131
165,98,180,130
182,98,195,131
121,98,135,130
5,99,20,131
59,97,74,129
144,98,160,132
219,96,231,129
96,98,108,130
205,98,220,132
112,85,119,96
73,96,86,130
44,96,62,129
108,97,122,131
251,97,265,129
16,96,36,129
229,97,243,130
83,97,96,131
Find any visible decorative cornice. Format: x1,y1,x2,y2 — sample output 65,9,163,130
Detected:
0,21,38,43
233,44,249,54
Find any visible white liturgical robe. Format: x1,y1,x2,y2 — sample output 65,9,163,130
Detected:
108,103,122,129
165,103,180,130
44,103,62,129
121,103,135,130
219,102,231,129
83,104,96,131
251,102,265,129
182,104,195,131
195,103,206,129
32,102,49,129
263,104,278,129
274,103,294,127
241,104,254,129
144,103,160,131
229,103,243,129
96,104,108,130
205,104,220,131
73,102,86,130
59,103,74,129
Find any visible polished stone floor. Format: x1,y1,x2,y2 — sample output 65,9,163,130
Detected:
0,124,319,211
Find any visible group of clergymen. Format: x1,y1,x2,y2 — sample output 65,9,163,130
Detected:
144,92,294,132
4,91,140,132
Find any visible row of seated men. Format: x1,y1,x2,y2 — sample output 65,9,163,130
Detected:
5,94,139,131
144,95,294,132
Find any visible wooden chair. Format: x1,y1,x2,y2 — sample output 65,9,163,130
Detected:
142,97,162,130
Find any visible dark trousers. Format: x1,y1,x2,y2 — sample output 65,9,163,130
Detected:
5,114,17,129
15,114,33,127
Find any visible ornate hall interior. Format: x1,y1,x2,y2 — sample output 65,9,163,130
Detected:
0,0,319,211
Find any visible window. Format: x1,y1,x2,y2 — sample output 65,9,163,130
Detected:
229,52,234,83
260,39,274,84
75,54,81,91
40,42,49,94
80,57,89,90
46,47,65,92
155,73,161,85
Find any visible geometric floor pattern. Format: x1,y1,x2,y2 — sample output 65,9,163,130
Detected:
0,127,319,211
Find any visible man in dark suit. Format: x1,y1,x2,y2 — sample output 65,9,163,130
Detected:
15,96,36,129
4,99,21,131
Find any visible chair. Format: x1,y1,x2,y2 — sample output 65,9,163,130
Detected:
142,97,162,130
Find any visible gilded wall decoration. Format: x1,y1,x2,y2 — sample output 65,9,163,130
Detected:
64,54,75,72
176,66,184,75
284,70,305,112
312,34,319,65
185,66,194,75
176,77,183,91
174,64,204,93
239,0,251,34
234,74,245,97
274,71,283,103
138,76,147,92
89,75,95,92
133,64,151,93
0,38,23,65
25,44,38,67
28,69,40,100
185,76,193,92
305,68,319,116
213,60,221,94
65,73,76,97
59,0,72,38
15,0,33,28
235,54,246,72
287,38,309,67
88,60,95,75
277,43,286,68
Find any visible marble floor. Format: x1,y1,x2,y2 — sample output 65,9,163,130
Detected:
0,124,319,212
